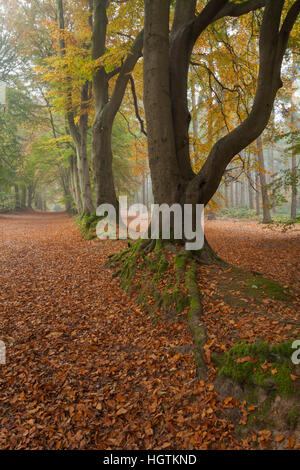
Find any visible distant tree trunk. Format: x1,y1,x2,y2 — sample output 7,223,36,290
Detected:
69,82,95,215
291,112,297,219
255,171,260,216
240,180,245,207
230,181,234,207
224,182,229,208
27,185,34,209
21,186,27,209
270,144,277,214
256,136,272,223
235,181,239,207
70,154,82,214
248,172,254,209
14,185,20,210
57,0,94,215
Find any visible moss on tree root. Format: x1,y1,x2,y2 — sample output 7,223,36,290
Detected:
214,341,299,398
107,239,208,377
185,259,207,378
75,212,100,240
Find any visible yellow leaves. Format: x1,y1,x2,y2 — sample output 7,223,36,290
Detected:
224,397,233,405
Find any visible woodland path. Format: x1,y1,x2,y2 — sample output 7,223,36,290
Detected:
0,212,299,449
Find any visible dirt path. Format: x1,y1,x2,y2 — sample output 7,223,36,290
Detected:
0,212,239,450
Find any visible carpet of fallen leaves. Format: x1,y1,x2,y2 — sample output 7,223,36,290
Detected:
0,213,299,450
203,219,300,351
206,219,300,290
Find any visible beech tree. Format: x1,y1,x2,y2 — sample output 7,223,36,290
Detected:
91,0,143,213
143,0,300,254
57,0,95,215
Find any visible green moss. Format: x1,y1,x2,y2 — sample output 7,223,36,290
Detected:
216,341,298,398
75,212,101,240
245,276,289,301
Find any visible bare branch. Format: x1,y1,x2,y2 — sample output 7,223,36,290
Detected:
214,0,266,21
129,75,147,136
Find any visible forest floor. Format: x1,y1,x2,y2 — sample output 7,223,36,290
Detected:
0,212,299,450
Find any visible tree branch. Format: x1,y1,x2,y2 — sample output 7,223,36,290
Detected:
214,0,266,21
105,30,144,123
186,0,298,206
129,75,147,136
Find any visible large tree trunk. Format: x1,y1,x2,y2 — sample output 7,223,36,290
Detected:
92,115,118,210
144,1,182,206
143,0,299,228
92,1,143,212
256,136,272,223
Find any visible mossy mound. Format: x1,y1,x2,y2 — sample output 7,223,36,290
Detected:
245,275,289,301
214,341,299,397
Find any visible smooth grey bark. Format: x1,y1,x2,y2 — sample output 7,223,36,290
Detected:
57,0,95,215
256,136,272,223
91,0,143,212
143,0,300,224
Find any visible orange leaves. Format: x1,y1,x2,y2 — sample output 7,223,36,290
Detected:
115,407,128,416
275,434,285,443
0,212,245,450
235,356,253,364
1,213,299,451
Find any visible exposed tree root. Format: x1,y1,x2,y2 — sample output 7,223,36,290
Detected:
107,238,216,378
